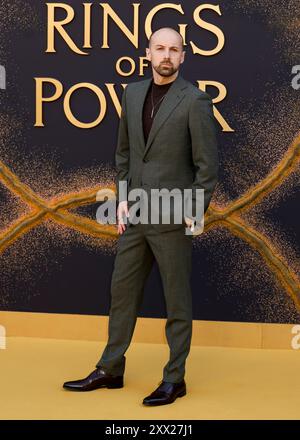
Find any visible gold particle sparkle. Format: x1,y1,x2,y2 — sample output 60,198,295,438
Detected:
0,0,300,318
224,0,300,62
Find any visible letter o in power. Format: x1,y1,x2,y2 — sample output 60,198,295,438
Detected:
64,83,107,128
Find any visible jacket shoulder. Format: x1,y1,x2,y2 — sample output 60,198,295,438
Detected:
125,78,149,89
123,78,148,98
184,80,211,101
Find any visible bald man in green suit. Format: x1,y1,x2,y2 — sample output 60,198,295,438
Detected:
63,27,219,406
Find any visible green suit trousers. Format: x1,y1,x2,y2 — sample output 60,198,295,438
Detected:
96,222,193,383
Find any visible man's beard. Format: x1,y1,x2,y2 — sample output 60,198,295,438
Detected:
154,62,178,77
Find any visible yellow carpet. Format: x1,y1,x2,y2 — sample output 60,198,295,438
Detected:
1,337,300,420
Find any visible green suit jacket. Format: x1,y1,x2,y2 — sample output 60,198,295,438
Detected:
115,73,219,232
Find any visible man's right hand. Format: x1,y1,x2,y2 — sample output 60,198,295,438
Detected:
117,201,129,234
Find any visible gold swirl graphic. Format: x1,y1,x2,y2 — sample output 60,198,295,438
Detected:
0,133,299,309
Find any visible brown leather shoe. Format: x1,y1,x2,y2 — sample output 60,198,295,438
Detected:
63,368,124,391
143,380,186,406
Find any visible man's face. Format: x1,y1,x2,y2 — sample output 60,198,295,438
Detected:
146,32,185,77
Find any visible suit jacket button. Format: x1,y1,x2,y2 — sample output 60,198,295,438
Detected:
143,158,148,163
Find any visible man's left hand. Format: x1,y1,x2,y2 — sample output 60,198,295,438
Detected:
184,217,195,232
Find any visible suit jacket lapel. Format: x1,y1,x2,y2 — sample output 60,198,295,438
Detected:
135,77,152,152
135,74,187,159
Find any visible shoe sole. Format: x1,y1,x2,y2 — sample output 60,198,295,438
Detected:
63,383,124,391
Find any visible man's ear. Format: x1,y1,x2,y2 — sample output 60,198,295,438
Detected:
145,47,151,60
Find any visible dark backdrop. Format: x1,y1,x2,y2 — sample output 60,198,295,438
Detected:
0,0,299,323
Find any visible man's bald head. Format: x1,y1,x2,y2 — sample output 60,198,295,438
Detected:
149,27,184,51
146,27,186,80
